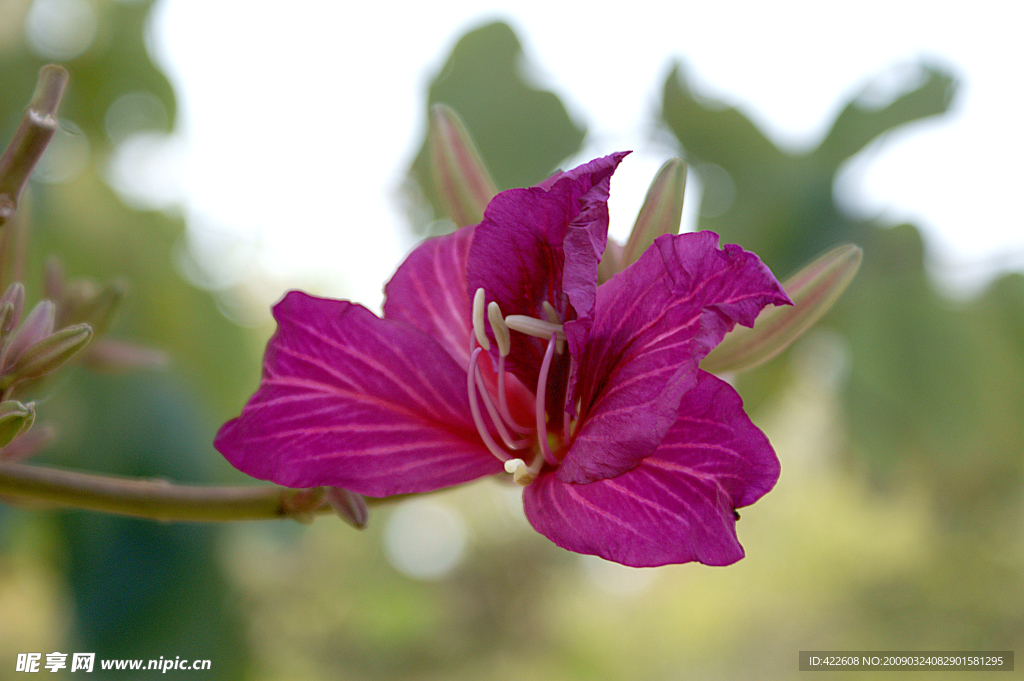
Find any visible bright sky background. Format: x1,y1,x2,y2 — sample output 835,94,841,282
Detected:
132,0,1023,317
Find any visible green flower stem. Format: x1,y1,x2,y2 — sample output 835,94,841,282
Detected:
0,65,68,228
0,461,391,522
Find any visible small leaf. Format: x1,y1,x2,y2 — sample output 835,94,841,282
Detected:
702,244,862,374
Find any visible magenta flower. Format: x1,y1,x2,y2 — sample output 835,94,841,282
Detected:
215,153,792,567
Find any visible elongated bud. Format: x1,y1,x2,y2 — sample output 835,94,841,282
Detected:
43,256,64,300
56,279,97,327
0,282,25,334
428,104,497,226
3,299,55,370
0,303,14,340
80,338,169,372
702,244,862,374
621,157,687,268
0,399,34,448
72,280,126,335
1,322,92,387
324,487,369,529
597,239,623,284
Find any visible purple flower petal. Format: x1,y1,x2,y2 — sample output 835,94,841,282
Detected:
466,152,627,392
560,231,791,484
215,291,501,497
524,371,779,567
383,224,475,370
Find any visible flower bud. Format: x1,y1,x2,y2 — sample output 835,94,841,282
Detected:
324,486,369,529
1,322,92,387
597,239,623,284
0,282,25,334
73,280,126,335
43,255,63,300
621,157,687,268
702,244,862,374
2,299,55,370
0,399,34,448
80,338,169,372
56,278,97,327
428,104,497,227
0,303,14,340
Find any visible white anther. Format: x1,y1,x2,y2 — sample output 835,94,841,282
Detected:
504,315,566,341
504,458,525,474
487,302,511,356
472,288,490,351
504,458,537,486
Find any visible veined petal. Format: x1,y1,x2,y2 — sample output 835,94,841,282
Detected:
560,153,629,353
546,152,630,340
560,231,791,484
524,371,779,567
215,291,501,497
383,224,475,370
466,152,627,390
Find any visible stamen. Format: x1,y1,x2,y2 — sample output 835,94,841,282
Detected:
504,315,565,341
535,333,559,466
487,302,511,356
467,348,509,462
563,353,575,442
472,288,490,351
473,360,531,450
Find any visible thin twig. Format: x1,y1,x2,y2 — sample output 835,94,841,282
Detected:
0,461,347,522
0,65,69,228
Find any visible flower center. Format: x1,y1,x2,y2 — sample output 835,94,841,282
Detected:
466,288,571,485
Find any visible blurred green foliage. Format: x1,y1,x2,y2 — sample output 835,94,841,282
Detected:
662,57,1023,656
2,0,257,677
662,62,957,276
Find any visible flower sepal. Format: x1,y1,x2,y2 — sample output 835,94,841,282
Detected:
428,104,498,227
702,244,862,374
